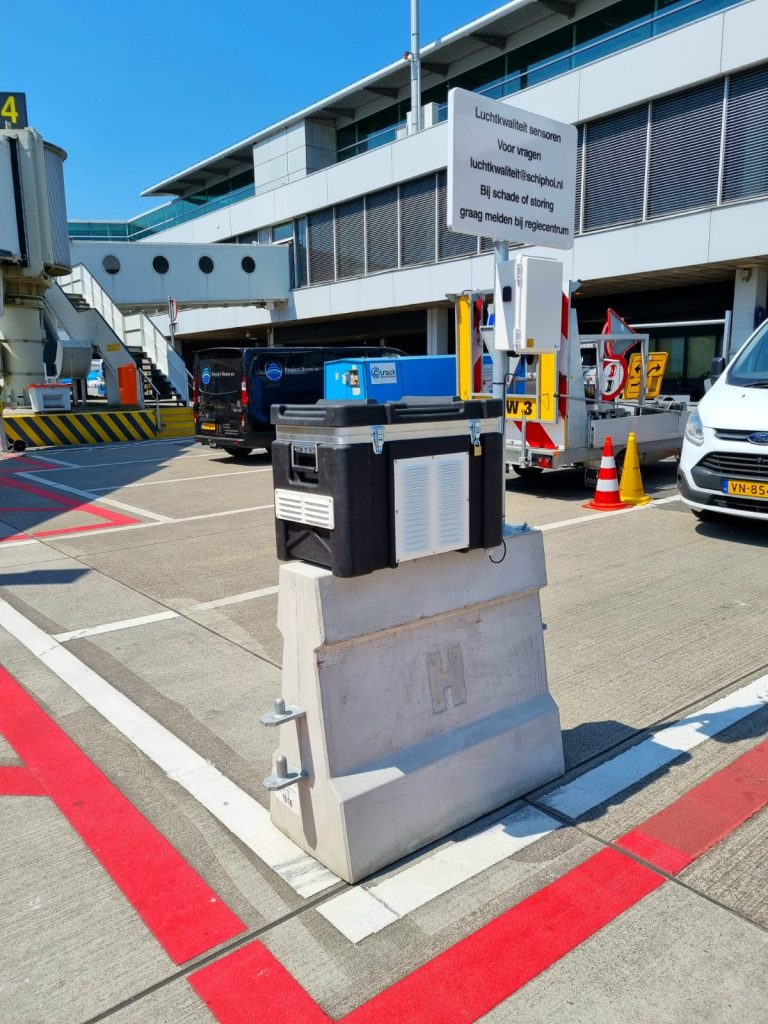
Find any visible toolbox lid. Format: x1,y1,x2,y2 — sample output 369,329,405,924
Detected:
271,397,503,427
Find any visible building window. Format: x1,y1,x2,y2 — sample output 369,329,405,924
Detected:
335,198,365,279
365,187,398,274
723,64,768,203
198,255,214,274
241,255,256,273
102,255,121,275
583,105,647,230
648,80,723,218
400,175,436,267
273,221,294,243
152,255,169,275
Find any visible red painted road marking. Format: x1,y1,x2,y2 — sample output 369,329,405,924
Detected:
0,455,61,474
0,765,46,795
0,666,246,963
0,476,139,541
618,738,768,873
190,738,768,1024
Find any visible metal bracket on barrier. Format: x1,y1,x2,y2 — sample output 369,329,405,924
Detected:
370,425,385,455
260,697,306,727
263,754,307,791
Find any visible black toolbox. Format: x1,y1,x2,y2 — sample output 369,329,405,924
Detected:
271,398,504,578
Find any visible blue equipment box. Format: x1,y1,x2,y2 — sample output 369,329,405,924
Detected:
324,355,457,402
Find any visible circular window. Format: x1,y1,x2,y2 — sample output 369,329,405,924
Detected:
152,255,169,275
241,255,256,274
199,255,214,274
102,254,121,275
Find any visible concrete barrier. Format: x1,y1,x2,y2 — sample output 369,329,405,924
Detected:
268,526,564,883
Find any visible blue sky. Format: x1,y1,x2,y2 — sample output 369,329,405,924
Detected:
3,1,503,221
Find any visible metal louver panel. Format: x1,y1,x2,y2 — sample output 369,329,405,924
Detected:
583,106,646,230
723,63,768,203
335,197,365,279
434,454,469,550
307,208,335,284
274,489,335,530
400,175,436,266
648,80,723,218
394,453,469,562
365,187,398,273
574,124,583,233
43,145,71,270
437,171,477,260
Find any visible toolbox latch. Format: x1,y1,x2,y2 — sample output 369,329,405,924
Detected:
370,424,385,455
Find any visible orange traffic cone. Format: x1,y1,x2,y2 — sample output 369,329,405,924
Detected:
584,437,632,511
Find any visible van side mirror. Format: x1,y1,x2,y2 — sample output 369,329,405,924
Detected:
710,356,726,381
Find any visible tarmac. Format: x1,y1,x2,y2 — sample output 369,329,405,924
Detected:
0,438,766,1023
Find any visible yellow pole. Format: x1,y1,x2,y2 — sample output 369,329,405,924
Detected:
456,295,472,400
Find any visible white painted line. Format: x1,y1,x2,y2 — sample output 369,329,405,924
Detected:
540,673,768,819
0,596,338,898
0,538,40,549
19,472,175,524
538,495,681,533
26,451,213,473
194,586,279,611
52,586,280,642
45,503,275,540
90,467,272,491
318,804,560,943
26,452,81,467
53,611,178,643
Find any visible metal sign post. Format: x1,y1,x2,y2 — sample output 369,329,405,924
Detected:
447,87,578,524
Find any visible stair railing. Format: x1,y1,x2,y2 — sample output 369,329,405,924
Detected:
138,368,162,432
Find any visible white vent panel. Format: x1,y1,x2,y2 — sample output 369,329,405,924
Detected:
394,453,469,562
274,489,334,530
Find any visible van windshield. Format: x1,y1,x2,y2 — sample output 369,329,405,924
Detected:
728,320,768,387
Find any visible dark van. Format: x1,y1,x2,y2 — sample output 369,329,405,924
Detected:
193,346,405,457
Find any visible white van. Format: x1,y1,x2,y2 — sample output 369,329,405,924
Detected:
678,318,768,522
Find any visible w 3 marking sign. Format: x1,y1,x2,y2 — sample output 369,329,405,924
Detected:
505,396,538,420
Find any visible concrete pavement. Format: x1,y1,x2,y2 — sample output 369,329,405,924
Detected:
0,439,766,1023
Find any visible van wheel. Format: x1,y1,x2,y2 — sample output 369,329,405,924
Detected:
512,466,543,478
223,447,253,460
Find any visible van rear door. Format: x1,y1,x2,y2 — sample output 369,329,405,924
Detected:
195,350,244,440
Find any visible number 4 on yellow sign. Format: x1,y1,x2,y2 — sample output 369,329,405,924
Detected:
1,95,18,124
622,352,669,400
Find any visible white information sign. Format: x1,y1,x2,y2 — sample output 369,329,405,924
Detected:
448,88,577,250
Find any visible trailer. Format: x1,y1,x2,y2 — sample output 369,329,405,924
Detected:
500,307,689,485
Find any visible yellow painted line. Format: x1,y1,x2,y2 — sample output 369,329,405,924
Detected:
8,419,48,447
47,416,82,446
113,412,144,441
81,415,112,444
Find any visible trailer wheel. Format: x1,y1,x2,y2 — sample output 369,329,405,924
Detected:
512,466,544,479
223,447,254,460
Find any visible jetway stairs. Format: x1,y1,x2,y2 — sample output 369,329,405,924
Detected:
56,265,190,405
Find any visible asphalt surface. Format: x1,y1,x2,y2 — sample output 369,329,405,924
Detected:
0,438,766,1024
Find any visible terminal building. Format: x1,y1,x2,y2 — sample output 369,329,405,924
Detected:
70,0,768,399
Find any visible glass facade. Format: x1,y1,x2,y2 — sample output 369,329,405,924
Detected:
69,173,255,242
337,0,743,160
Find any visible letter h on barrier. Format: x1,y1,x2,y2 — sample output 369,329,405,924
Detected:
427,646,468,714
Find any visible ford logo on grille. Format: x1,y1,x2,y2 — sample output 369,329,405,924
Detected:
747,432,768,445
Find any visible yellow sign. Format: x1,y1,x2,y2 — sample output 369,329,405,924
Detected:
725,480,768,500
106,343,121,352
505,396,538,419
623,352,668,400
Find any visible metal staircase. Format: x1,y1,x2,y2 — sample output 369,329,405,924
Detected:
58,265,190,405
